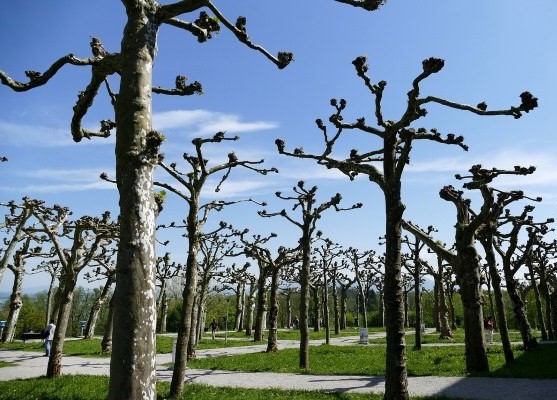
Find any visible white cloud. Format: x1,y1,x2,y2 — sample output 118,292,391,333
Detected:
0,120,114,147
1,181,114,194
408,149,557,186
2,168,115,193
153,109,278,136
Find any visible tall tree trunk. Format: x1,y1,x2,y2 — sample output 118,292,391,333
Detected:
85,278,114,339
170,221,201,397
160,290,168,334
504,272,537,349
539,272,554,340
102,294,115,353
382,185,409,400
254,276,267,341
245,282,256,337
528,263,547,340
436,274,452,339
311,285,321,332
323,273,331,344
378,286,385,328
45,273,57,327
481,237,513,364
332,279,340,334
108,8,159,400
285,291,293,329
299,229,311,369
266,268,280,352
433,279,440,332
47,277,76,378
340,286,347,330
187,294,199,361
456,253,489,373
235,282,245,331
414,263,422,350
446,282,457,330
2,268,23,343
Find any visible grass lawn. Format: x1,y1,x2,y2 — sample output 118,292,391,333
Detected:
187,342,557,379
370,329,532,345
208,327,369,341
0,375,455,400
0,335,260,357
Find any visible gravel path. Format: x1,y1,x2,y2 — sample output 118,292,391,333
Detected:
1,334,556,399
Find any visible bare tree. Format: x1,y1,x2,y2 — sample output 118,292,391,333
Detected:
154,252,182,334
0,199,36,282
423,251,453,339
275,55,536,398
1,1,297,396
494,209,553,350
402,225,433,349
2,237,49,342
32,203,118,378
314,237,344,343
259,181,361,369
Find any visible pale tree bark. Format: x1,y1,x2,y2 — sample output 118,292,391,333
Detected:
2,235,43,343
2,266,23,343
84,275,115,339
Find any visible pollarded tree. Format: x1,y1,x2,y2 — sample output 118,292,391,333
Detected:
0,199,37,282
259,181,362,369
530,236,557,340
404,164,545,369
234,231,279,342
1,2,295,397
31,260,62,328
32,204,119,378
1,237,50,343
422,251,453,339
220,262,251,332
154,131,277,396
344,247,376,329
194,231,239,351
313,236,344,343
402,227,433,349
275,56,536,399
82,248,117,339
0,1,389,396
154,252,182,334
494,209,553,350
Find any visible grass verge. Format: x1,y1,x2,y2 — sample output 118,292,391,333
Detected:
0,375,454,400
187,342,557,379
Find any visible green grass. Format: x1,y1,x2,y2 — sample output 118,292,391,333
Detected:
370,330,530,345
209,327,368,341
0,336,260,357
188,342,557,379
0,375,454,400
0,360,14,368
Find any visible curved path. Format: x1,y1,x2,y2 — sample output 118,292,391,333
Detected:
1,334,556,400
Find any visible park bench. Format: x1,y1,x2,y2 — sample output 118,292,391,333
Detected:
21,332,44,342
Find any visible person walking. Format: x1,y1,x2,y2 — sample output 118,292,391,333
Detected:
210,319,218,340
485,315,494,344
43,319,56,356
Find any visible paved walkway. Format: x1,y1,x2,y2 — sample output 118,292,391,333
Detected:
1,332,556,400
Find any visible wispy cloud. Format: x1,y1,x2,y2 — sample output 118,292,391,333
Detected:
153,110,278,136
408,149,557,186
3,168,114,194
0,120,114,147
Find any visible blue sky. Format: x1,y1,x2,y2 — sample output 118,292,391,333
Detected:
1,0,557,294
